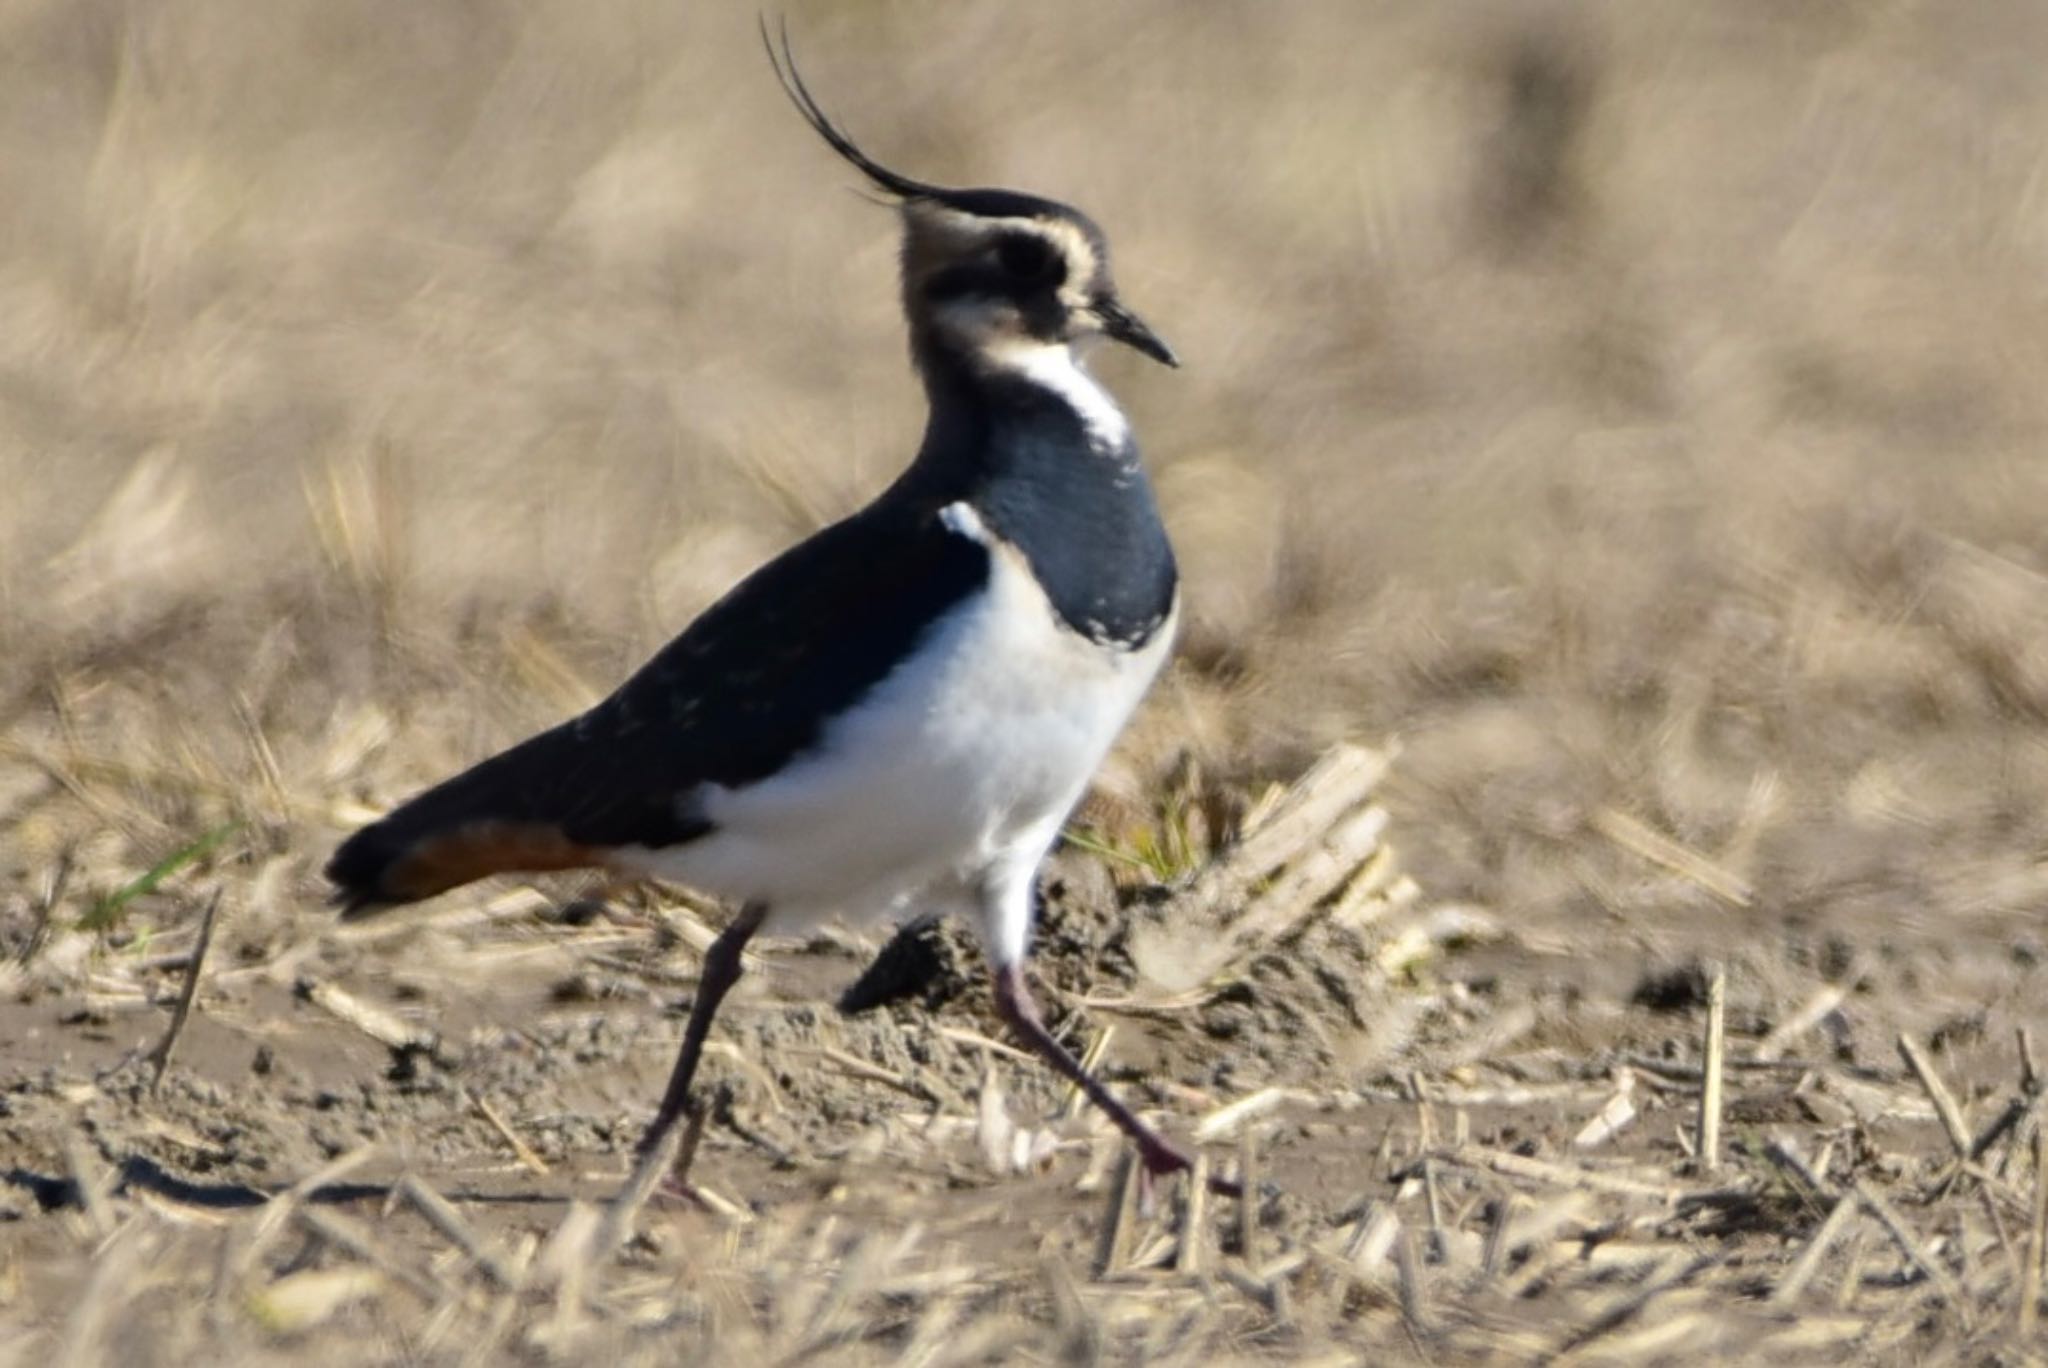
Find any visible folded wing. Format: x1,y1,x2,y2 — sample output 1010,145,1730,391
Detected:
326,501,990,915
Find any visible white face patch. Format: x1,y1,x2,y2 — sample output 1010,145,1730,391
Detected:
983,340,1130,451
905,205,1113,364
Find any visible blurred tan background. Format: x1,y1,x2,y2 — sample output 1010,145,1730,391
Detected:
7,0,2048,975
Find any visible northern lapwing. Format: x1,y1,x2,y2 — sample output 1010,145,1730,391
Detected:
326,26,1214,1194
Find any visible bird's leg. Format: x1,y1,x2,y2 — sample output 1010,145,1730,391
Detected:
635,900,768,1163
992,961,1240,1198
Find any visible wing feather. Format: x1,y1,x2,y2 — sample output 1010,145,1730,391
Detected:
326,502,990,910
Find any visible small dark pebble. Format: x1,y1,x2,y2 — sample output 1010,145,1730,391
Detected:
1630,962,1710,1014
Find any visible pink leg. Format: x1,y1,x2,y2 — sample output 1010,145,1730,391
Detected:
993,962,1239,1197
634,901,767,1160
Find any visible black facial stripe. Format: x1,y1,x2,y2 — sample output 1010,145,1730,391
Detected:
1015,289,1068,343
995,233,1066,287
922,263,1013,303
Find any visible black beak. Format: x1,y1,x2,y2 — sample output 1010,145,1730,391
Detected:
1095,298,1178,368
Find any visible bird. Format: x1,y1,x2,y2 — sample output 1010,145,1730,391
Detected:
325,26,1217,1196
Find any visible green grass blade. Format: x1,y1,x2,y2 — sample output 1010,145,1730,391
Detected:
78,821,243,932
1058,825,1156,873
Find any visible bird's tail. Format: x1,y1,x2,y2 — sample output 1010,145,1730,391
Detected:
325,724,601,920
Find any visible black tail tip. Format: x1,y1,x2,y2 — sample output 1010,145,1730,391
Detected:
324,828,395,921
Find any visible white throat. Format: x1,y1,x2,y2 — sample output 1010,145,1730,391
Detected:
986,341,1130,452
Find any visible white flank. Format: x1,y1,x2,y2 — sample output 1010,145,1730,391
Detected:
615,502,1174,966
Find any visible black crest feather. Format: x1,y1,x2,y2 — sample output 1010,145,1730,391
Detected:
762,18,952,203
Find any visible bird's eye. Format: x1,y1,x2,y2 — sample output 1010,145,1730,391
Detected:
996,234,1061,284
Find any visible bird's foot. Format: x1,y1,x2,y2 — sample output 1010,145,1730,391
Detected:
1135,1134,1244,1201
620,1097,711,1201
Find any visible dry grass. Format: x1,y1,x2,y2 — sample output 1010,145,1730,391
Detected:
6,0,2048,1361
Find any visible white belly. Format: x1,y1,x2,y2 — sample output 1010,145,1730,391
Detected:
615,506,1174,931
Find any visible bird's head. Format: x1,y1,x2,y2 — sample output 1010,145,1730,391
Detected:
765,25,1176,376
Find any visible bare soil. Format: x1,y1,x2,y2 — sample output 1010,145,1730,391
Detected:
2,724,2039,1362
